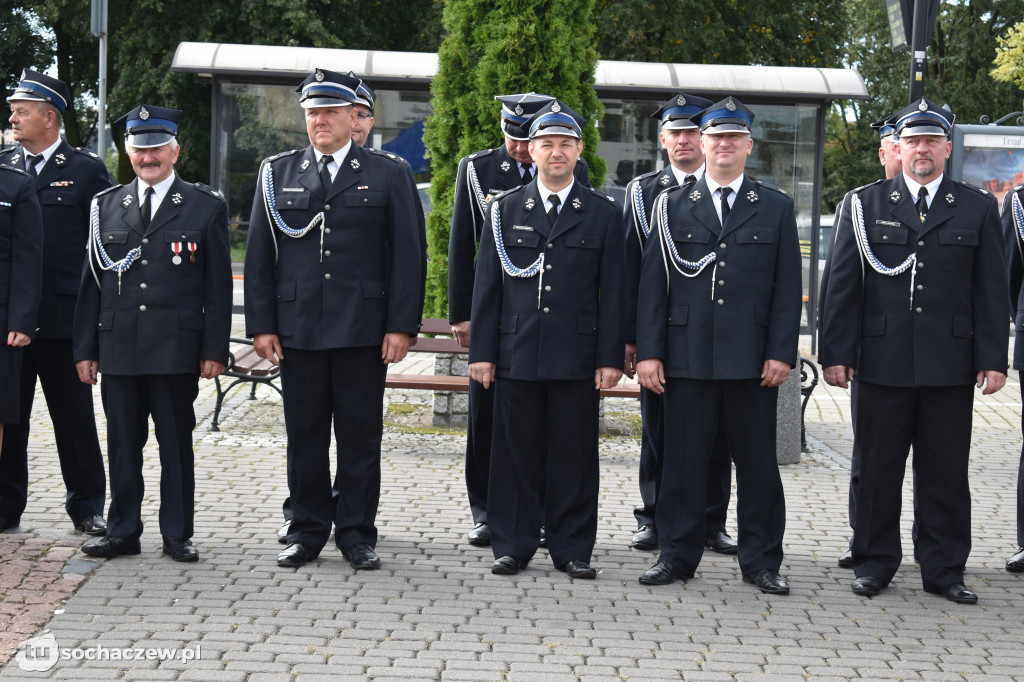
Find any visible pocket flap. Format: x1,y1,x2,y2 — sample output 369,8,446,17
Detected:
567,233,601,249
938,230,979,246
499,314,518,334
345,190,385,208
101,229,130,245
735,227,777,245
275,192,310,210
40,188,75,206
509,232,540,248
179,310,203,330
668,305,688,326
97,310,114,331
361,279,388,299
576,315,598,334
952,315,974,338
275,280,296,302
866,225,908,245
670,226,712,244
165,229,203,243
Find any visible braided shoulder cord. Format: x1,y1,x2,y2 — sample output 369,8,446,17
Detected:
656,191,716,278
490,200,545,309
631,181,650,239
89,196,140,293
261,162,324,239
1012,192,1024,264
851,192,916,277
467,160,489,220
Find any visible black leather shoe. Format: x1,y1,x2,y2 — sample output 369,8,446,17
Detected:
539,526,547,548
926,582,978,604
631,524,658,550
0,516,15,532
468,522,491,547
74,514,107,536
743,569,790,595
557,560,597,579
851,576,884,597
705,530,737,555
639,561,686,585
838,549,854,568
81,535,141,558
1006,547,1024,573
342,543,381,570
162,536,199,562
277,542,319,567
277,519,291,544
491,555,526,575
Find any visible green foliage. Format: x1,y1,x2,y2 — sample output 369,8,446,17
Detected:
422,0,605,319
0,3,51,98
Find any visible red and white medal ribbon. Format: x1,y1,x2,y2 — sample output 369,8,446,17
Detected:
187,242,197,263
171,242,182,265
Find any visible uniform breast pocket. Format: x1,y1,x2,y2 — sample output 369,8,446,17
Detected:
275,192,310,211
937,229,978,271
100,229,132,259
343,190,385,233
865,224,909,259
40,188,75,209
506,230,540,251
565,233,601,275
670,224,714,261
165,229,203,264
734,226,777,270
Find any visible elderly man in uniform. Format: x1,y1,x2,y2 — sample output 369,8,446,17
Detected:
469,99,624,579
623,93,736,555
0,69,110,536
636,97,801,594
822,112,909,570
820,99,1007,603
449,92,590,548
74,105,232,561
246,68,424,570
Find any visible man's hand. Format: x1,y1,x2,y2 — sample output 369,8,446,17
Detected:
253,333,283,366
382,332,411,364
761,359,793,387
595,366,623,390
623,342,637,379
823,364,855,389
637,358,665,394
469,362,496,389
451,321,470,348
7,331,30,347
200,360,227,379
76,360,99,385
977,369,1006,395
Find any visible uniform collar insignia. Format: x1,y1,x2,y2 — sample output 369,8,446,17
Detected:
659,175,671,186
500,160,511,173
55,153,66,166
689,189,702,202
572,196,582,210
299,159,310,171
889,190,901,204
10,153,20,164
171,192,183,205
139,106,150,121
122,193,134,207
350,158,360,170
746,190,758,203
945,193,955,205
525,197,536,211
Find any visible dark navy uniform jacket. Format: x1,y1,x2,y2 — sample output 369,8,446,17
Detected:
624,166,689,342
245,144,424,349
636,175,802,379
448,144,589,324
73,175,232,375
1001,186,1024,371
469,179,625,380
0,165,43,336
0,141,111,339
821,175,1007,386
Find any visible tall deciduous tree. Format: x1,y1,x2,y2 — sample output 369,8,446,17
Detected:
422,0,605,319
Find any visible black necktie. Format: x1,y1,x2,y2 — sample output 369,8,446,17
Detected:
320,156,333,193
916,186,928,223
26,154,42,176
547,194,561,225
719,187,732,226
521,164,533,186
683,174,696,186
140,186,154,229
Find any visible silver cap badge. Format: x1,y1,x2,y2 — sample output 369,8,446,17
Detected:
725,98,737,112
676,95,686,107
551,102,561,113
139,106,150,121
315,69,325,82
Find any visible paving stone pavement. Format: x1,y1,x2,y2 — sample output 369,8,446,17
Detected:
1,327,1023,680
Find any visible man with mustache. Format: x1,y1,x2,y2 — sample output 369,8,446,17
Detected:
0,69,110,537
74,104,232,562
820,99,1007,603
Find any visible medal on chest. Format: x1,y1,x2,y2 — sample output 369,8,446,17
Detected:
171,241,197,265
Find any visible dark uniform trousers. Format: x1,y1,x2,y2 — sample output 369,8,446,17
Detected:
624,168,732,532
635,176,801,577
73,175,232,542
0,141,109,526
1002,187,1024,548
245,144,424,553
449,146,590,524
821,175,1007,588
470,179,625,566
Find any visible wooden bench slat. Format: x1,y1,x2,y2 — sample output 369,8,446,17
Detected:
408,337,468,354
418,318,453,335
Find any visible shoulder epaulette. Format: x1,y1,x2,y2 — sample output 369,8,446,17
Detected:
754,179,790,196
494,185,525,200
850,178,884,194
267,149,301,163
587,186,618,204
365,147,403,165
1014,184,1024,193
94,184,124,199
73,146,101,159
958,180,990,196
465,147,497,162
0,163,30,177
193,182,223,199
